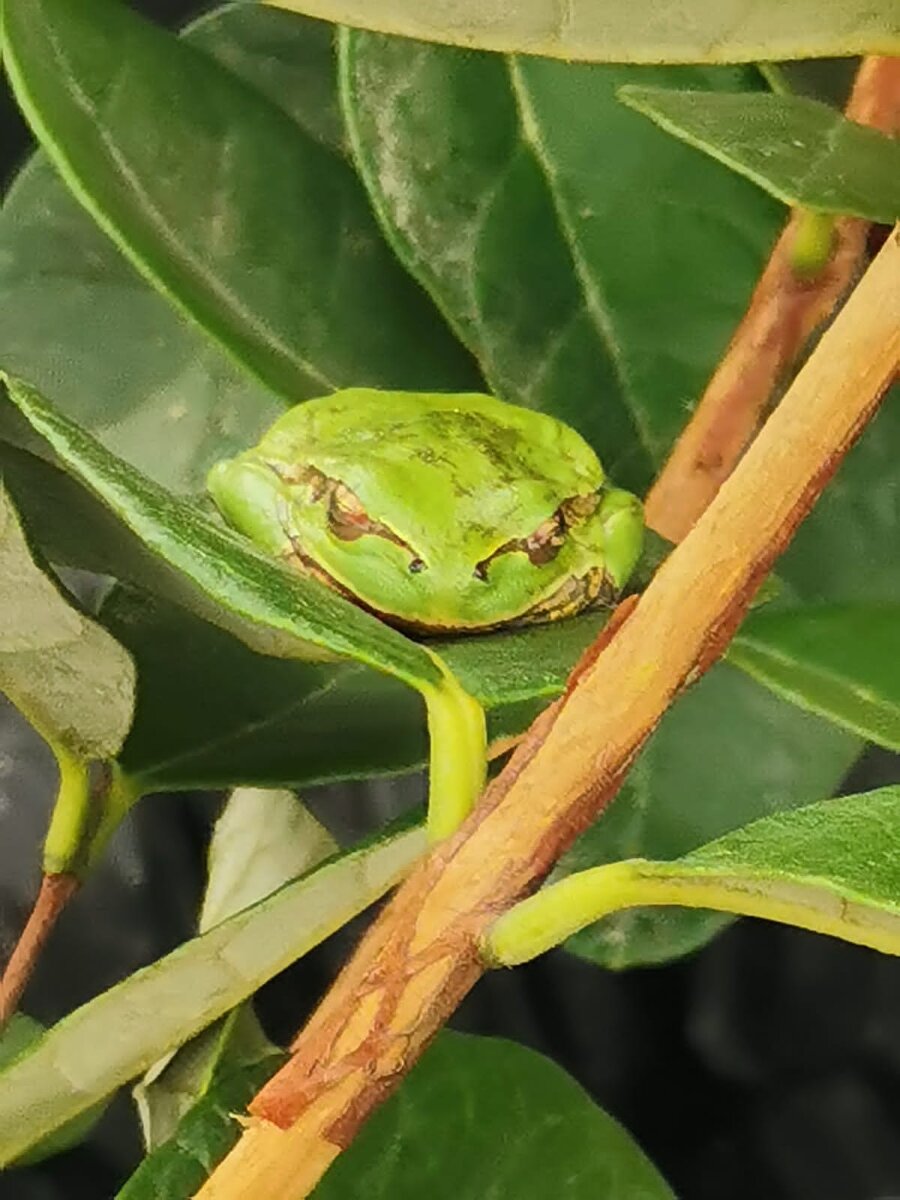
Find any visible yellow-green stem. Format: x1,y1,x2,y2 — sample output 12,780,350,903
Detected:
484,859,900,966
42,749,93,876
789,209,837,277
421,650,486,843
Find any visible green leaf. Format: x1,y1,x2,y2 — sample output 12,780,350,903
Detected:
0,1015,108,1165
134,788,334,1150
118,1050,287,1199
199,788,338,931
268,0,900,63
312,1031,673,1198
0,5,478,497
0,1013,44,1072
546,394,900,969
133,1005,278,1155
0,483,134,758
488,787,900,965
780,387,900,607
729,606,900,750
4,2,895,972
341,34,782,490
100,586,605,791
1,0,476,426
618,89,900,222
2,375,440,688
554,664,860,967
0,816,425,1166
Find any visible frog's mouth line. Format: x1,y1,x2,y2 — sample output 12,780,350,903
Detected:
281,534,615,636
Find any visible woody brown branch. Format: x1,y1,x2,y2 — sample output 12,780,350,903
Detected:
0,874,78,1028
198,228,900,1200
644,55,900,543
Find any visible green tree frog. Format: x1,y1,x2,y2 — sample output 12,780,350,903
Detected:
207,389,643,634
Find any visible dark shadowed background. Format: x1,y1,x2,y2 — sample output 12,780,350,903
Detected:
1,5,898,1198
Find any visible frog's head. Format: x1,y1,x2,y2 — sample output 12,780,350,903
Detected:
207,389,643,633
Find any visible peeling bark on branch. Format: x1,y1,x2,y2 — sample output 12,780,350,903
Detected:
199,229,900,1199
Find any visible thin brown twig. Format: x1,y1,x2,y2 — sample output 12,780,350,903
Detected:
196,228,900,1200
0,874,78,1027
644,55,900,543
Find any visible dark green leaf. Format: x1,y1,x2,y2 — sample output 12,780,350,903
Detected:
0,4,477,494
313,1031,674,1198
730,606,900,750
1,0,475,405
0,816,424,1166
2,376,441,689
0,483,134,757
133,1006,277,1155
780,387,900,607
119,1052,286,1199
267,0,900,63
342,34,782,490
619,89,900,221
103,586,603,791
555,664,860,967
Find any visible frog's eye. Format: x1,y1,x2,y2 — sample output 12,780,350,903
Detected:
475,509,567,580
327,481,424,572
521,512,567,566
474,493,600,581
327,482,372,541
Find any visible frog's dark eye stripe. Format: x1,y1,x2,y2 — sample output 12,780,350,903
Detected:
268,461,427,571
325,481,423,570
474,492,599,580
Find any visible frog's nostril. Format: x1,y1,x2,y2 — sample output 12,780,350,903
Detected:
409,557,426,574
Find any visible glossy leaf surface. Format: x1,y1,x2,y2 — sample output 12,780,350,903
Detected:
1,0,476,415
731,606,900,750
0,5,477,495
620,89,900,221
313,1032,674,1198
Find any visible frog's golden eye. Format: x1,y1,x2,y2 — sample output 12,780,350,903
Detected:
327,482,372,541
522,512,567,566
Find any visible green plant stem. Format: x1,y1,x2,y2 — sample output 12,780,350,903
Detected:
483,856,900,967
43,752,142,876
757,62,792,95
789,209,838,277
41,748,93,875
84,766,143,872
421,650,487,843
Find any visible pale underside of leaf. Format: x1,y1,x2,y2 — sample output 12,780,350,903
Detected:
267,0,900,63
0,484,135,757
0,820,425,1166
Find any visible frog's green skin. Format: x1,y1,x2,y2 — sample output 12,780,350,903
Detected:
207,389,643,634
